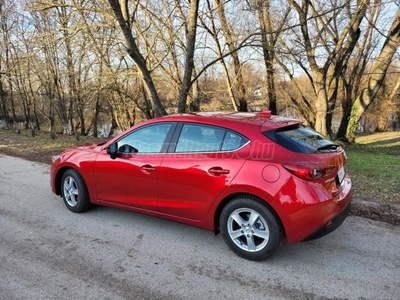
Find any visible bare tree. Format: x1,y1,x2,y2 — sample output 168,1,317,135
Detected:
201,0,239,111
1,0,397,139
214,0,248,111
0,0,9,128
176,0,200,112
284,0,368,136
29,3,70,132
335,1,384,139
247,0,290,114
345,7,400,142
0,0,18,129
107,0,167,117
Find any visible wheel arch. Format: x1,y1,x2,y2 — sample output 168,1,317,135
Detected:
55,166,81,196
213,192,285,238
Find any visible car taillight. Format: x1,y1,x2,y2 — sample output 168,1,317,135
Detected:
282,164,335,180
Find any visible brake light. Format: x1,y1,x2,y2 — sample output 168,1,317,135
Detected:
283,164,335,180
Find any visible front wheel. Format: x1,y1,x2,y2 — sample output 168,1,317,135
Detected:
61,169,91,213
220,196,283,261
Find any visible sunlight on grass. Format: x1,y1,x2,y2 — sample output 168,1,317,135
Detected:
356,132,400,146
345,132,400,205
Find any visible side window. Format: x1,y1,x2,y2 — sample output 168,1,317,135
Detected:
117,123,171,154
174,124,248,153
222,131,248,151
175,124,225,153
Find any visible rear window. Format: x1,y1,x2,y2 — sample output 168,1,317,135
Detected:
263,125,339,153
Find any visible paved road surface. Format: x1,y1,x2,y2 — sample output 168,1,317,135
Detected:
0,155,399,300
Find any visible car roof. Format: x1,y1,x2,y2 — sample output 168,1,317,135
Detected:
157,111,301,131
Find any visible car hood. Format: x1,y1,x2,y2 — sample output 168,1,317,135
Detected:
76,144,103,151
58,144,103,161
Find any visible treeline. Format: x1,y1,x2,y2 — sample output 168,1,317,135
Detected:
0,0,399,141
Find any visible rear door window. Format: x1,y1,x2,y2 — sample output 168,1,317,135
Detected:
174,124,249,153
263,126,339,153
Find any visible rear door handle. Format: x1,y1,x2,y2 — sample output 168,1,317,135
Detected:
208,167,230,176
140,165,157,174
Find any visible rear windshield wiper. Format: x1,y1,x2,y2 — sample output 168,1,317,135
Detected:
316,144,340,151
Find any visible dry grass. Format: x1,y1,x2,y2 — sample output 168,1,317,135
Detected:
0,129,107,164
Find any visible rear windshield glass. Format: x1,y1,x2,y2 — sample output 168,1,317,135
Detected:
263,126,339,153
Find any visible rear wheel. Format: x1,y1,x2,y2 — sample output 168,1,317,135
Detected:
220,196,283,261
61,169,91,213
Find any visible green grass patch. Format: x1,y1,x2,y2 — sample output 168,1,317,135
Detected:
344,132,400,205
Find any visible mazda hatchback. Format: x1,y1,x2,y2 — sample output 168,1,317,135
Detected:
51,111,351,261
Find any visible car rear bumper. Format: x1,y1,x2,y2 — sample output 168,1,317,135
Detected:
282,174,352,243
301,200,351,242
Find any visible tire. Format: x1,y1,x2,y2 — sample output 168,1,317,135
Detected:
220,196,283,261
61,169,91,213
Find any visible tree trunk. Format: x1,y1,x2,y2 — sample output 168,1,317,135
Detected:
107,0,167,117
314,71,329,136
388,74,400,103
189,77,201,112
346,8,400,142
215,0,247,112
202,0,238,111
177,0,199,113
288,0,368,136
256,0,283,115
0,79,8,128
336,81,353,140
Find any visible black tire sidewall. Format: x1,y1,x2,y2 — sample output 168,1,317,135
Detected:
61,169,90,213
220,196,283,261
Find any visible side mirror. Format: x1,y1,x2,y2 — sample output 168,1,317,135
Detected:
107,142,118,160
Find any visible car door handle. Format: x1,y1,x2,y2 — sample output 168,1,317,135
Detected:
140,165,157,173
208,167,230,176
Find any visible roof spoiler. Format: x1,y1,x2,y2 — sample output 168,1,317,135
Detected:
256,110,272,119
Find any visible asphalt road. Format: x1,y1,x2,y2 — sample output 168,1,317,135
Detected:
0,155,399,300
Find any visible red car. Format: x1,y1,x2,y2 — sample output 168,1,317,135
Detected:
50,111,351,261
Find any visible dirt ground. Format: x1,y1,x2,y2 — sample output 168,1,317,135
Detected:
0,129,106,164
0,129,399,226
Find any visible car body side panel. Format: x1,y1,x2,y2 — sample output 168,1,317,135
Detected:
94,151,164,210
158,147,249,221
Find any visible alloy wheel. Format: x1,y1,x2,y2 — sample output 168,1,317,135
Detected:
63,176,79,207
227,208,270,252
